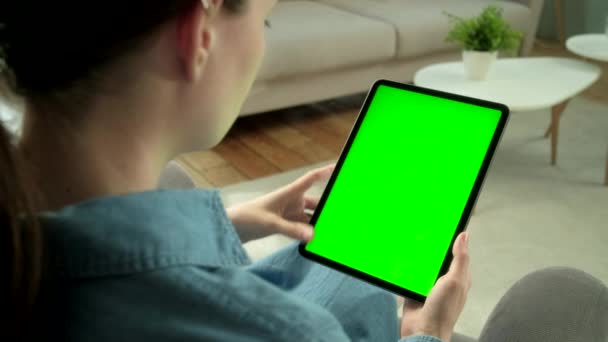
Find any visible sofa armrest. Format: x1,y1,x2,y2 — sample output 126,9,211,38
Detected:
507,0,545,55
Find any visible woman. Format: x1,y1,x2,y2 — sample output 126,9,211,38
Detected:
0,0,469,340
2,1,605,341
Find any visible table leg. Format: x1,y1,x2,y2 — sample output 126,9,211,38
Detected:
550,100,570,165
604,145,608,186
544,122,552,138
554,0,566,44
544,100,570,138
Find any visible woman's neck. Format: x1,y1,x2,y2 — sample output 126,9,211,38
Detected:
18,102,173,212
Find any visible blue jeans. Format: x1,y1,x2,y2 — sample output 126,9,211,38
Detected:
246,243,400,342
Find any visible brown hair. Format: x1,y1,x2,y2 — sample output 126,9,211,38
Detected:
0,0,246,339
1,123,42,339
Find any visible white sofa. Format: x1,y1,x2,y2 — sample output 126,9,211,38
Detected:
240,0,545,116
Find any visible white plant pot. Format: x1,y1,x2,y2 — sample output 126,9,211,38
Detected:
462,50,498,80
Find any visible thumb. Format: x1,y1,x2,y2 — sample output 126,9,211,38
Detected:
446,232,470,283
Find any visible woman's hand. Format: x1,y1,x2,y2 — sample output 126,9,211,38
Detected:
226,164,335,243
401,232,471,342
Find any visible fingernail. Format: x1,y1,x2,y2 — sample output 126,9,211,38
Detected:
464,232,470,248
303,228,314,241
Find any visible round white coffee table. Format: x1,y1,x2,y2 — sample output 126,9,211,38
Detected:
414,57,601,177
566,34,608,185
566,34,608,61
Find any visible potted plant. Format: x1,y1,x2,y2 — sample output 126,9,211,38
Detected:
445,5,523,80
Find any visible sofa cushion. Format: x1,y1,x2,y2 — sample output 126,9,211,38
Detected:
257,1,396,81
316,0,531,59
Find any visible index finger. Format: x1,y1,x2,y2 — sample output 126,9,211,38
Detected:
289,164,335,193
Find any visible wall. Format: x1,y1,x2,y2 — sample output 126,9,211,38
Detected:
0,102,22,137
537,0,608,40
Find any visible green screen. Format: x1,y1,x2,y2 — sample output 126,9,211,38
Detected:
305,84,502,296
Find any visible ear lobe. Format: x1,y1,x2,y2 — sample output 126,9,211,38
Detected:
176,2,214,82
192,29,214,81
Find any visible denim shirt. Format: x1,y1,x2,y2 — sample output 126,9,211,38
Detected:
38,189,440,342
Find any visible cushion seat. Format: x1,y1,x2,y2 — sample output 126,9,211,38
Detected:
257,0,397,81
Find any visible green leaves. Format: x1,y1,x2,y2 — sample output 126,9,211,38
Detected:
445,5,523,52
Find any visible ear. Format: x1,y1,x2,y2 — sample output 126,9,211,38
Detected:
176,1,215,82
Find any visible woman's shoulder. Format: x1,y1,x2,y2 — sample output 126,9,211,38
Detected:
40,189,249,277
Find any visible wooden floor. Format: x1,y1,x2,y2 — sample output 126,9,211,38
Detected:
177,40,608,188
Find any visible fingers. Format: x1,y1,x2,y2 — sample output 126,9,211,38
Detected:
304,196,320,210
289,164,335,193
269,215,314,242
285,197,318,223
295,213,313,223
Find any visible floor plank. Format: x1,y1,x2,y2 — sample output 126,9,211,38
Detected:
202,165,248,187
180,150,227,170
234,120,312,170
281,111,349,154
290,140,338,163
247,113,312,148
333,108,360,128
213,136,280,179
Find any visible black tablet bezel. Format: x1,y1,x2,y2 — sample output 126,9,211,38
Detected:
298,79,510,303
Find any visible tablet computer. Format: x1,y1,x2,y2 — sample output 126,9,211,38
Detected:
299,80,509,302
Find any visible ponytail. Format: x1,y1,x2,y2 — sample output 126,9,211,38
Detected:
0,121,43,340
